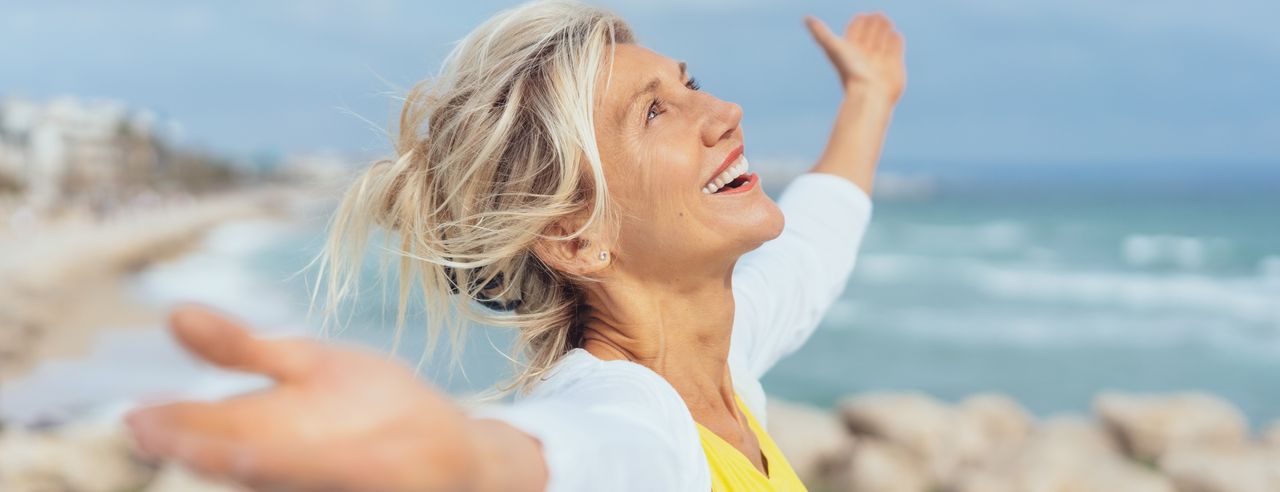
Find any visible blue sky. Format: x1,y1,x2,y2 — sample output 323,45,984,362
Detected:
2,0,1277,173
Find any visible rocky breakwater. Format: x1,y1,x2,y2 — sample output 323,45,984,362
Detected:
768,391,1280,492
0,416,242,492
3,389,1276,491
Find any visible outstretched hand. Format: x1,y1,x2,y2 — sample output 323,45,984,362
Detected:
125,305,480,492
804,12,907,101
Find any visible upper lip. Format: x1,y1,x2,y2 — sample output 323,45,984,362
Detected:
704,144,744,188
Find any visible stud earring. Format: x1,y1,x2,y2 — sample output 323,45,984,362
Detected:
598,251,609,261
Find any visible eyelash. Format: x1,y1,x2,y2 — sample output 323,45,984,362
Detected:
646,77,701,125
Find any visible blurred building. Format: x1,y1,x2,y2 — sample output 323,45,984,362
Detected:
0,97,246,219
0,96,164,213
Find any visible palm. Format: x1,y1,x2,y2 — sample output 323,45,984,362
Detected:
126,306,475,492
805,12,907,101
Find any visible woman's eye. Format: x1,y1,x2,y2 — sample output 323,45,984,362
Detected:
686,77,700,91
646,100,660,123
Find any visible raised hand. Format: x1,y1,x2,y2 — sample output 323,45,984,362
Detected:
124,305,483,492
804,12,907,102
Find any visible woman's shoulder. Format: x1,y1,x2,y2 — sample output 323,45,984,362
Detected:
522,348,685,410
482,348,711,491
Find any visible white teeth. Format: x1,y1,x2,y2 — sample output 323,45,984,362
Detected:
701,156,751,194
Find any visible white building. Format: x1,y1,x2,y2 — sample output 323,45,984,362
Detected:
0,96,162,212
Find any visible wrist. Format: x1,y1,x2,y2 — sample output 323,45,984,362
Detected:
843,80,901,106
461,419,501,492
839,86,897,125
462,418,547,492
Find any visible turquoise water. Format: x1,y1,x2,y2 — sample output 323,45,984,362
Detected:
764,183,1280,427
250,168,1280,426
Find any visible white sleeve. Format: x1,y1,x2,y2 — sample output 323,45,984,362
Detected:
469,365,707,492
730,172,874,380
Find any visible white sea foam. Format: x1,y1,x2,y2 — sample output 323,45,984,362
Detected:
1261,256,1280,280
1,218,315,426
129,218,313,333
828,295,1280,357
887,220,1032,255
1121,234,1232,270
854,253,1280,325
873,172,938,199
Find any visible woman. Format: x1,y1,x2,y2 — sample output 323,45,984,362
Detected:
125,1,905,490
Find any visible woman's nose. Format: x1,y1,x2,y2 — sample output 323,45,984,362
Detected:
701,98,743,147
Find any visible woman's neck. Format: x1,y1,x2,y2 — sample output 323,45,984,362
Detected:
578,266,740,417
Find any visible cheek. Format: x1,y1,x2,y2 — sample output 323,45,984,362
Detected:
630,145,701,213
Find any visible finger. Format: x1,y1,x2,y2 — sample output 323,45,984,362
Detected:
148,427,271,484
878,16,901,53
866,13,890,53
133,414,437,491
887,30,905,56
169,305,320,381
847,13,870,44
127,403,290,485
166,434,370,492
804,16,846,68
127,401,246,452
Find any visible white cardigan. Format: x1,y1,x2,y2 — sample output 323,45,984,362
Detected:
473,172,874,491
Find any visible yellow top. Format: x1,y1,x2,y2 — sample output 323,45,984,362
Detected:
695,394,809,491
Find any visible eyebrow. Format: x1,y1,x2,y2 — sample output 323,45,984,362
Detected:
616,60,687,126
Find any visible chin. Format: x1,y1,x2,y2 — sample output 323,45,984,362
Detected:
732,200,785,251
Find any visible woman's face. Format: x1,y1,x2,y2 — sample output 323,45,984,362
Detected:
592,44,784,277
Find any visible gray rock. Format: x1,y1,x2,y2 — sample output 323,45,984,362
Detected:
953,416,1175,492
829,438,930,492
144,464,243,492
0,420,154,492
838,392,954,483
765,397,854,488
838,392,1036,486
953,393,1033,473
1264,420,1280,448
1160,444,1280,492
1094,391,1247,463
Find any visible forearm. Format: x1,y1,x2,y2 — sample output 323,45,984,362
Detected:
464,418,548,492
809,86,897,195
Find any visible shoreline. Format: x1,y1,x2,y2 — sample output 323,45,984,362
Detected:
0,186,304,382
0,185,326,491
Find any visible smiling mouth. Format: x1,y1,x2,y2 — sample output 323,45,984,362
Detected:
702,155,751,194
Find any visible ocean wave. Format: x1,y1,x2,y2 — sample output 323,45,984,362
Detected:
1121,234,1233,270
825,298,1280,357
878,220,1032,255
128,218,313,333
854,254,1280,325
1261,256,1280,281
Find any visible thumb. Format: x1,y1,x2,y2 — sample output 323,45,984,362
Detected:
169,304,320,382
804,15,847,70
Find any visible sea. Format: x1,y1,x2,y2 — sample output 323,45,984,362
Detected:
150,162,1280,427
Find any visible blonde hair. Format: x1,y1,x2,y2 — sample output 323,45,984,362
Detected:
314,0,634,396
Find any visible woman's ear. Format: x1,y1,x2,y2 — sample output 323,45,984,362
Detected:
532,219,611,277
